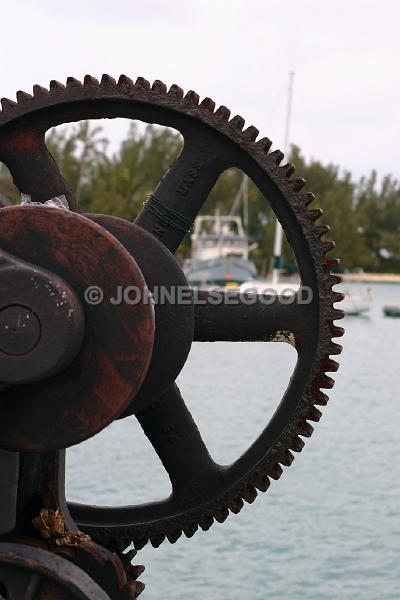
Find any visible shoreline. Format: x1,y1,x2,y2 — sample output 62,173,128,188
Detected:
341,273,400,283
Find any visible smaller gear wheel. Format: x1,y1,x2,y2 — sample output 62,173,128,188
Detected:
0,543,110,599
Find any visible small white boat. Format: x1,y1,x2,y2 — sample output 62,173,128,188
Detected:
341,288,372,316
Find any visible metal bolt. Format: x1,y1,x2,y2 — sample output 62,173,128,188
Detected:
0,306,41,356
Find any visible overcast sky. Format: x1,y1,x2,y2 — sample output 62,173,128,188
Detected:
1,0,399,179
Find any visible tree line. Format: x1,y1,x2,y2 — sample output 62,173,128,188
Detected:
0,122,398,273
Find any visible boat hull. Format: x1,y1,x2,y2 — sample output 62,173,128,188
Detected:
185,257,257,287
383,305,400,317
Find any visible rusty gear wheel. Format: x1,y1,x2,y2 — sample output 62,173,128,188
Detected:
0,75,344,551
0,543,111,599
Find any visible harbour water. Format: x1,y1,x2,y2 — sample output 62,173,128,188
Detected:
67,282,400,600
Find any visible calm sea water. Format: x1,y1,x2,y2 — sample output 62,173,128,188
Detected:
67,282,400,600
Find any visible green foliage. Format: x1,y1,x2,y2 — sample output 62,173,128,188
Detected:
79,123,183,220
0,123,398,273
290,145,400,272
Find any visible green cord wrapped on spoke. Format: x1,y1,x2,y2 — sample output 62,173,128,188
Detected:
143,194,194,233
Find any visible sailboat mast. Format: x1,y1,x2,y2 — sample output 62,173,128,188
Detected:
271,70,294,286
243,175,249,259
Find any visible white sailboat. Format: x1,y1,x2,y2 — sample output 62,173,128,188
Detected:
341,287,372,316
241,72,372,316
240,71,299,298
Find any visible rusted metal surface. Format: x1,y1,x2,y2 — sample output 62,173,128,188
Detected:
0,206,155,452
4,451,145,597
88,215,194,415
0,450,19,535
0,543,111,599
0,247,84,386
193,289,311,344
54,542,145,599
0,75,344,594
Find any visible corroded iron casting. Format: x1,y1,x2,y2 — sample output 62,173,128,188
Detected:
0,74,344,598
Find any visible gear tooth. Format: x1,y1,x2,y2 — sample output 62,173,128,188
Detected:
254,473,270,492
213,506,229,523
127,562,145,580
32,84,48,97
329,341,343,355
83,75,99,87
332,308,345,321
320,374,335,389
108,538,129,553
298,420,314,438
226,496,244,514
101,74,117,87
183,522,198,538
184,90,200,105
322,240,336,254
290,435,305,452
214,105,231,120
315,224,331,238
135,77,150,92
1,98,17,111
200,97,216,112
126,581,142,597
229,115,245,131
330,273,342,286
268,463,283,480
66,76,82,88
122,547,138,562
242,485,258,504
117,74,134,88
291,177,306,191
134,570,146,584
325,257,340,271
133,537,148,550
280,162,296,178
331,324,345,337
314,391,329,405
302,191,315,206
280,449,294,466
332,291,345,303
50,80,65,91
166,529,182,543
268,149,284,165
323,357,340,372
199,514,214,530
151,79,167,94
255,137,273,152
168,83,184,99
243,125,259,141
307,406,322,421
307,208,323,222
150,533,165,548
135,581,145,597
16,90,32,103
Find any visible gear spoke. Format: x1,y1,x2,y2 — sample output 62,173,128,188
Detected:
193,289,311,347
0,129,78,210
137,383,218,492
135,136,227,253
